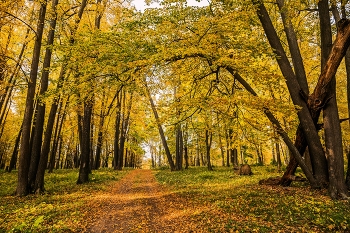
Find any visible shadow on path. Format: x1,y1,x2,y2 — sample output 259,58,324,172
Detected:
85,169,204,233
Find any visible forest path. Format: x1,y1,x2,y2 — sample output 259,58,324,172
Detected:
85,169,201,233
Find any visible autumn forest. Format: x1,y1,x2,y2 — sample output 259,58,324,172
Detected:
1,0,350,231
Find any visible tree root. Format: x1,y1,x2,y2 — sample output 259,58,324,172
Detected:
259,175,307,186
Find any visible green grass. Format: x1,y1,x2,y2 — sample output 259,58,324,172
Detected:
0,168,128,232
155,166,350,232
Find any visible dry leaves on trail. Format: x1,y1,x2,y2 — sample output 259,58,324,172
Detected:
82,169,207,233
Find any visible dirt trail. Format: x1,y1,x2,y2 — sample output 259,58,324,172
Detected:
85,169,202,233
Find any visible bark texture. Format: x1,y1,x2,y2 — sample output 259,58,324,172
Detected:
16,1,47,196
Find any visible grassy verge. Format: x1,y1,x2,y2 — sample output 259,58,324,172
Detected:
0,168,128,232
155,166,350,232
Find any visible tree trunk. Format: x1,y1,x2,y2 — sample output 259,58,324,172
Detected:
345,147,350,188
233,148,238,167
218,127,225,167
95,91,118,169
0,99,11,139
271,140,276,165
35,0,87,193
0,82,14,135
276,0,309,95
144,82,175,171
118,93,132,170
195,136,200,166
252,2,350,190
77,100,92,184
94,95,105,170
201,152,205,166
151,149,155,168
175,124,183,171
0,22,31,116
226,68,318,187
49,100,63,173
179,128,183,169
8,126,22,172
253,0,329,186
124,148,128,167
34,97,60,192
28,0,59,191
113,90,122,170
16,1,47,196
55,136,63,169
184,145,189,169
89,109,94,172
205,129,213,171
318,0,348,198
225,130,230,167
276,143,282,172
183,129,189,169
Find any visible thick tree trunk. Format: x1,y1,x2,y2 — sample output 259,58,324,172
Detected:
253,0,329,186
28,0,59,191
35,0,87,193
253,2,350,191
318,0,348,198
34,97,60,192
341,13,350,191
77,101,92,184
16,1,47,196
303,18,350,187
323,85,348,198
276,0,309,95
280,126,307,186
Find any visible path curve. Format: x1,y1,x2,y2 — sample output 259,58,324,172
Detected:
85,169,202,233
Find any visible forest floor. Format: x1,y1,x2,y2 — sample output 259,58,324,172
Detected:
84,169,201,232
1,166,350,232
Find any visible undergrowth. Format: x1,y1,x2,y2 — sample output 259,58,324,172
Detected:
155,166,350,232
0,168,128,232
